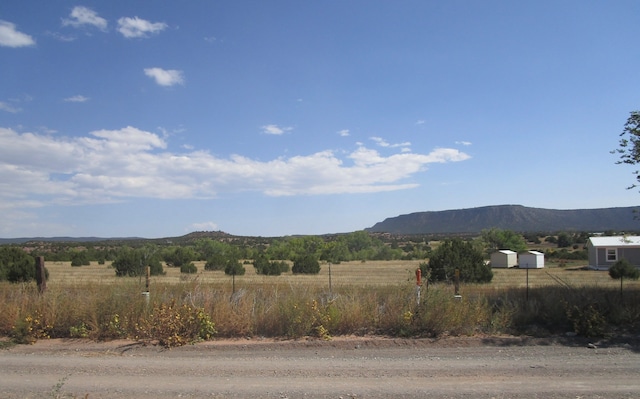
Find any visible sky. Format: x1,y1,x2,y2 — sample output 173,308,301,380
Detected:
1,1,640,238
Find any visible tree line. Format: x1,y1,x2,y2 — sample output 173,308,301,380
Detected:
1,229,604,285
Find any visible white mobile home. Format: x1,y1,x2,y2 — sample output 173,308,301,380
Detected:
519,250,544,269
587,236,640,270
491,250,518,268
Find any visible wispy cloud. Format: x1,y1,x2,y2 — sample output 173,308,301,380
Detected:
416,120,426,125
0,20,35,47
38,126,58,134
0,102,21,113
370,136,411,149
455,141,472,146
64,95,89,103
261,125,293,135
0,126,471,208
338,129,350,137
117,17,167,38
144,68,184,86
46,31,76,42
62,6,108,31
190,221,219,231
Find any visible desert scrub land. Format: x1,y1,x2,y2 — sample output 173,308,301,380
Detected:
41,258,632,287
1,260,639,347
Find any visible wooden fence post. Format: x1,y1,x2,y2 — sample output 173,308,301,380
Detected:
35,256,46,294
454,268,461,298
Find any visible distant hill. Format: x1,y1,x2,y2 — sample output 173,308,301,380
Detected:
0,236,144,245
4,206,640,245
365,205,640,234
0,231,239,246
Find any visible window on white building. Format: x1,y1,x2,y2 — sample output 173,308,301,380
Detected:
606,248,617,262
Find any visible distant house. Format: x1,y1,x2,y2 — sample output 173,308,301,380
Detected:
519,250,544,269
491,250,518,268
587,236,640,270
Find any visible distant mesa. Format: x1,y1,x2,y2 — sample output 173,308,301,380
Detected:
365,204,640,234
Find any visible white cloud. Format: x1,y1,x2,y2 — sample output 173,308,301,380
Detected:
117,17,167,38
0,20,35,47
0,102,21,113
0,126,471,209
62,6,108,31
338,129,350,137
261,124,292,135
416,120,426,125
190,221,219,231
144,68,185,86
456,141,472,146
64,95,89,103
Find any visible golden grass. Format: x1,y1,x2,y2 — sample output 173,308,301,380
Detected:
491,265,640,289
45,260,425,288
43,260,639,291
3,258,640,343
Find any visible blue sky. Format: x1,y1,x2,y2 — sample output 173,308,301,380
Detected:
1,1,639,238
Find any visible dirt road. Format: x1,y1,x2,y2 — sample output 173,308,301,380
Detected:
1,336,639,398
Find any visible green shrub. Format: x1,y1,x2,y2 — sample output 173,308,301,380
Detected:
609,259,640,280
427,239,492,283
69,322,89,338
11,310,53,344
202,241,241,271
0,247,36,283
112,247,164,277
224,260,245,276
180,263,197,274
163,246,195,268
135,300,216,348
70,251,90,267
254,255,289,276
292,255,320,274
204,257,225,271
565,302,607,338
252,254,270,274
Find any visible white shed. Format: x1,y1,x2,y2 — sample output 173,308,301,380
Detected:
491,250,518,268
519,250,544,269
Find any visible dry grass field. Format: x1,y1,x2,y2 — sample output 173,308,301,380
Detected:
42,259,640,290
3,258,640,344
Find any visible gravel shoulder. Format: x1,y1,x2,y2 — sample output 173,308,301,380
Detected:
1,335,640,398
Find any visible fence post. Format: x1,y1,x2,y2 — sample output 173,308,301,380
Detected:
415,268,422,304
454,268,461,299
141,266,151,305
35,256,46,294
526,267,529,301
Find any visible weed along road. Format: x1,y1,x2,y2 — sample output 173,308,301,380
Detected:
1,337,640,398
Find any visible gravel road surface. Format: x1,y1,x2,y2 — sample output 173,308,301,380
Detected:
1,336,639,398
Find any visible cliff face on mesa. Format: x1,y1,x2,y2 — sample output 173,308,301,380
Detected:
365,205,639,234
